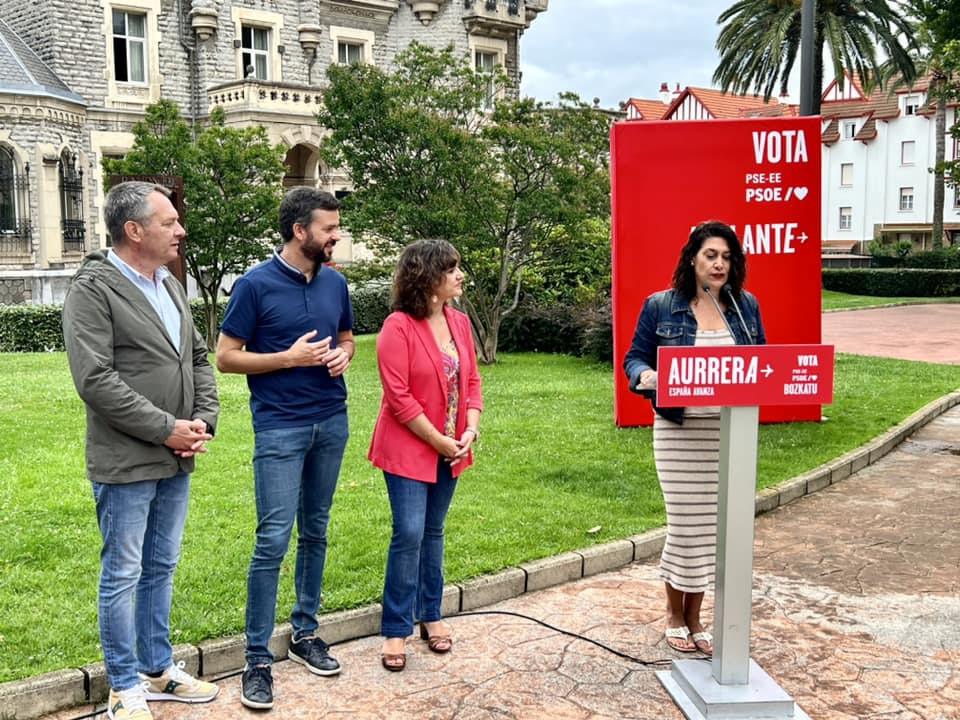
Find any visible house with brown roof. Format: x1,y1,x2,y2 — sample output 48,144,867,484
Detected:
661,85,796,121
623,83,798,120
624,82,794,123
821,71,960,253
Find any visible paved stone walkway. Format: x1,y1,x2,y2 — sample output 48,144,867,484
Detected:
822,303,960,365
30,305,960,719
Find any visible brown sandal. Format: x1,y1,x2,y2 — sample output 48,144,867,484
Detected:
419,623,453,654
381,652,406,671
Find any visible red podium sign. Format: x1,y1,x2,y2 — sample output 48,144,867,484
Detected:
655,344,834,408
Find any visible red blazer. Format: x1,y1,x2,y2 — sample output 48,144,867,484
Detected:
368,306,483,483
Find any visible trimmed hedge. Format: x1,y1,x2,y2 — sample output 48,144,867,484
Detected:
0,305,65,352
0,300,225,353
822,268,960,296
499,298,613,364
350,284,391,335
0,287,393,353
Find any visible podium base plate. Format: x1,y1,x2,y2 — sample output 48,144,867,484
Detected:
656,658,810,720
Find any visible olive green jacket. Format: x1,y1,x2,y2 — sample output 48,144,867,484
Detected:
62,250,219,484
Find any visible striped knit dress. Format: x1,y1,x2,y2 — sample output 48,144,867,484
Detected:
653,328,734,593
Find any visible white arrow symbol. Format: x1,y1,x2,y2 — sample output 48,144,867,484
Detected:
761,364,774,377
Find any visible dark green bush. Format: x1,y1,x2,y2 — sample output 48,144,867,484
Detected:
0,299,224,353
575,298,613,364
822,268,960,296
902,248,960,269
0,287,392,352
498,303,581,354
0,305,65,352
498,296,613,364
351,284,391,335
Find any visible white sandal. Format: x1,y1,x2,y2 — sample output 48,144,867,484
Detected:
691,631,713,656
664,626,696,653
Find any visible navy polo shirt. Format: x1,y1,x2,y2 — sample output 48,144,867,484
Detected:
220,252,354,431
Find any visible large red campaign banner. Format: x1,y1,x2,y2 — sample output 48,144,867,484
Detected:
611,117,823,426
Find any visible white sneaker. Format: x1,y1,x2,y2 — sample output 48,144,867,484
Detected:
107,683,153,720
139,660,219,703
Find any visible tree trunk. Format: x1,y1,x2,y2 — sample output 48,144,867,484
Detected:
932,95,946,249
195,280,220,349
466,300,500,365
478,322,498,365
205,301,219,351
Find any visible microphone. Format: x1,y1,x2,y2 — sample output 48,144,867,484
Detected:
723,284,755,343
702,284,737,342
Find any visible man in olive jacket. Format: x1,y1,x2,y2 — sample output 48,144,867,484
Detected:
63,182,219,720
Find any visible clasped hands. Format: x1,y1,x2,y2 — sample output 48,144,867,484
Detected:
165,418,212,458
288,330,350,377
435,430,476,467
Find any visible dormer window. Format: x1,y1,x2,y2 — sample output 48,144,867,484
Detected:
842,121,856,140
904,94,921,115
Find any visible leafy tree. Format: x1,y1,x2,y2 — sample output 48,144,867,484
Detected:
317,42,611,363
903,1,960,248
103,100,287,342
713,0,918,114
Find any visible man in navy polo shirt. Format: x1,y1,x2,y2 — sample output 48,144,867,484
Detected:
216,187,355,710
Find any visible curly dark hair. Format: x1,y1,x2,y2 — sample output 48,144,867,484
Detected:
671,220,747,300
392,238,462,319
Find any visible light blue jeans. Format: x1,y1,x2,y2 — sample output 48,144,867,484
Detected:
244,412,348,666
381,460,457,638
92,472,190,691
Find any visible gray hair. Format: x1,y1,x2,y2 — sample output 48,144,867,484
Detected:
104,181,171,246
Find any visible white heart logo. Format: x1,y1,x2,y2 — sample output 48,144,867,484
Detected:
793,186,808,200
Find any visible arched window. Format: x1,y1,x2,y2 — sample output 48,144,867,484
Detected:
0,146,14,233
0,145,30,254
59,150,86,252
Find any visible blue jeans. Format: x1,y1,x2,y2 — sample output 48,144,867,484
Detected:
245,412,348,666
92,473,190,691
381,460,457,638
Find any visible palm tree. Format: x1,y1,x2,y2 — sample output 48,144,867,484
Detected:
900,0,960,248
713,0,919,114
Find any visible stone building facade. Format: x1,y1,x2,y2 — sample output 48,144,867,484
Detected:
0,0,548,304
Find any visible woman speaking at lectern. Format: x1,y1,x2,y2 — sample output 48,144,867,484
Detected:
623,221,766,656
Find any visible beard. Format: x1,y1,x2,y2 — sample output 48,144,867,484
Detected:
301,229,334,263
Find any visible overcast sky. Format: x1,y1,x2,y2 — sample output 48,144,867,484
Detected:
519,0,801,109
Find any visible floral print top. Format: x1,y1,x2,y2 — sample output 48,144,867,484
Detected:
440,339,460,437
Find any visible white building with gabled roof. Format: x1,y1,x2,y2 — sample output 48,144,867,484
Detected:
820,72,960,253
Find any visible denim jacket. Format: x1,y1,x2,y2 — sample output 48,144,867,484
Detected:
622,288,766,424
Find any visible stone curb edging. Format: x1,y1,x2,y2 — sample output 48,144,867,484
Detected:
4,389,959,720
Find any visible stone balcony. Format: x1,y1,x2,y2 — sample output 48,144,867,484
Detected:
463,0,532,37
207,79,324,118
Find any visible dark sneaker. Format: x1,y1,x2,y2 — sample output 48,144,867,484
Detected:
240,665,273,710
288,636,341,676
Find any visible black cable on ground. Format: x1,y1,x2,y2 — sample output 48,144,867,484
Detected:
62,611,699,719
455,609,685,667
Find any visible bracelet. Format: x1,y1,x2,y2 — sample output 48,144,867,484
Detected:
464,426,479,439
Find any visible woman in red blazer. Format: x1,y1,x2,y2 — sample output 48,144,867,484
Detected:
369,239,483,672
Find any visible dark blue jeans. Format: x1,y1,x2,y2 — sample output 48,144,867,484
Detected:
244,412,348,666
381,460,457,638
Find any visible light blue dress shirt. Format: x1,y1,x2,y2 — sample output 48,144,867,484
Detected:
107,250,182,352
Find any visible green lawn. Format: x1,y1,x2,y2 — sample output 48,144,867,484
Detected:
822,290,960,311
0,336,957,683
